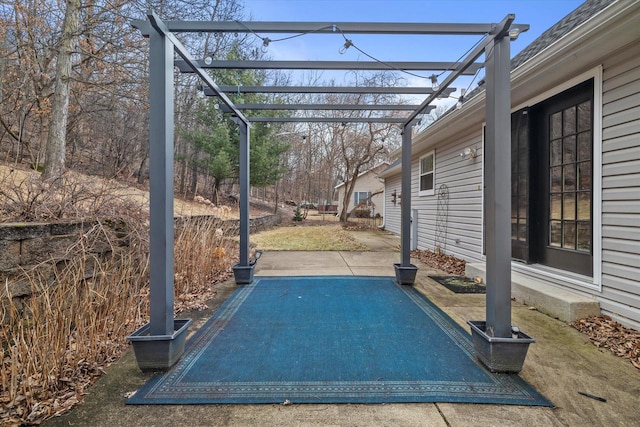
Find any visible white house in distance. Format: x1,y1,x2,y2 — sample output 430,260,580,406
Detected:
335,162,388,219
380,0,640,330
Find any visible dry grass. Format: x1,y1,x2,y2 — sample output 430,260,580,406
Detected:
251,224,368,251
0,164,241,425
1,223,149,425
173,217,237,312
0,216,238,425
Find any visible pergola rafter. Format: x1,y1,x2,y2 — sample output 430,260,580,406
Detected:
176,60,484,74
244,117,409,124
130,10,531,371
206,85,454,95
133,19,529,35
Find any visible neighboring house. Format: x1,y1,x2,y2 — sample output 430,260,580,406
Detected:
335,163,388,218
380,0,640,329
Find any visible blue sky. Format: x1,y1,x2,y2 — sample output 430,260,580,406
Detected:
239,0,584,96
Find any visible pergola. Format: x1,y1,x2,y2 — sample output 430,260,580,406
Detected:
129,12,531,371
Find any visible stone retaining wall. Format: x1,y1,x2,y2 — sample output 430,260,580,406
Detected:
0,219,124,300
1,214,281,300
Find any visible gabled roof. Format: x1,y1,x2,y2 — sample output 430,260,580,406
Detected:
463,0,615,105
511,0,616,71
334,162,389,189
378,157,401,179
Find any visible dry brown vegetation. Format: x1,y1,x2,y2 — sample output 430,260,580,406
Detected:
410,248,466,276
0,166,239,425
0,165,232,221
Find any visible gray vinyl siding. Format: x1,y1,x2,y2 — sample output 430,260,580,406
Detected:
383,173,402,234
382,29,640,329
600,42,640,329
412,131,484,263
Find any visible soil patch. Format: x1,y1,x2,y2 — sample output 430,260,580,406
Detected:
429,275,486,294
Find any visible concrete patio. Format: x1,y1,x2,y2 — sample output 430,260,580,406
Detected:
47,230,639,427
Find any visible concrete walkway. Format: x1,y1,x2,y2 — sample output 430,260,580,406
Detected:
47,230,639,427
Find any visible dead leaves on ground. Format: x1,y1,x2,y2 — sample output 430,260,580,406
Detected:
571,315,640,370
410,249,466,276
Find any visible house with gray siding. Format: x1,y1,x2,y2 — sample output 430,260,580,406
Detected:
380,0,640,329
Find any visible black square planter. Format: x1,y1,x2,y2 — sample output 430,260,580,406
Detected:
233,263,255,285
394,263,418,285
127,318,192,372
467,320,535,373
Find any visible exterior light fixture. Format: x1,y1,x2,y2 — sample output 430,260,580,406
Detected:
203,56,213,65
261,37,271,53
460,147,477,159
509,28,521,40
456,88,466,110
339,39,353,54
429,74,439,91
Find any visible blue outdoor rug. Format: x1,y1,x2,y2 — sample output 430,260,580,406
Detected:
128,276,551,406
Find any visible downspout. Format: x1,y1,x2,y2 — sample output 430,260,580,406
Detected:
378,177,386,229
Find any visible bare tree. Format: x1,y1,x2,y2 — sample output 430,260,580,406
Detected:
42,0,81,179
337,121,397,223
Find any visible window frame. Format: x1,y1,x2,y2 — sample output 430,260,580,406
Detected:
418,150,435,196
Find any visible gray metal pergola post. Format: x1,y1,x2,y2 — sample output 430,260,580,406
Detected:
400,123,413,267
466,30,535,374
147,28,175,337
126,21,192,371
394,122,418,285
232,119,254,284
483,34,512,338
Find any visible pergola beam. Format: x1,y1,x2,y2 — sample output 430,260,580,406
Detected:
246,117,407,123
206,85,455,95
147,12,248,124
176,60,483,74
219,103,428,111
133,20,529,35
404,13,515,125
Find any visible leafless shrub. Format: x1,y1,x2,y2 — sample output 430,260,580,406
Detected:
0,168,147,223
173,217,236,312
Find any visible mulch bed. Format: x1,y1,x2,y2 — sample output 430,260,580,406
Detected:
571,316,640,370
411,249,466,276
429,275,486,294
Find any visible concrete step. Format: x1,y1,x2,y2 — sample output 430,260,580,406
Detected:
466,262,600,323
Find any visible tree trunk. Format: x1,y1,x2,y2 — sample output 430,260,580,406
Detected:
189,150,199,197
339,166,361,223
43,0,81,179
273,180,279,214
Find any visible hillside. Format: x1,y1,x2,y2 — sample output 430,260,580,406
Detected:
0,163,257,221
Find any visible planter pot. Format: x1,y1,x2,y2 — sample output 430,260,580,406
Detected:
394,263,418,285
127,318,192,372
467,320,535,373
233,263,255,285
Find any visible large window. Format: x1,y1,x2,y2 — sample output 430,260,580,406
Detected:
419,151,435,196
508,79,593,276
